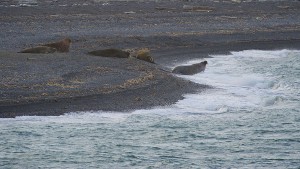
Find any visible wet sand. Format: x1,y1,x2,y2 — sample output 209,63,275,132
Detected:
0,0,300,118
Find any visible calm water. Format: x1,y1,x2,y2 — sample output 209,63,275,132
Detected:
1,49,300,168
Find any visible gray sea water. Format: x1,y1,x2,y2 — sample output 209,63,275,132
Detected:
1,49,300,168
0,0,296,8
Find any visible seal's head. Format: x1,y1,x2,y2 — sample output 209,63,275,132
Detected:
42,38,72,52
58,38,71,52
63,38,72,44
136,54,155,63
203,61,208,65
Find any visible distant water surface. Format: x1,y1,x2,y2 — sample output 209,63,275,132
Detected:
0,0,296,7
0,49,300,168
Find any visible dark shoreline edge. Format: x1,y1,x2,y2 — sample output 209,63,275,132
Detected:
0,78,209,118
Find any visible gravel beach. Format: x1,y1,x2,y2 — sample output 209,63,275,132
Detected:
0,0,300,118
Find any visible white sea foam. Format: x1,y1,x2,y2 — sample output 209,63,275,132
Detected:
230,49,299,59
170,49,300,113
18,0,37,7
0,111,130,124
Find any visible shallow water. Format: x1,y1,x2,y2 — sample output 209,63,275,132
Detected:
1,49,300,168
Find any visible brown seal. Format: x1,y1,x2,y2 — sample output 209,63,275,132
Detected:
88,48,130,58
19,46,57,54
42,38,71,53
136,55,155,63
127,48,155,63
172,61,208,75
135,48,155,63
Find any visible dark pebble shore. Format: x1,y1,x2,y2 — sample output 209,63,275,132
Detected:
0,0,300,118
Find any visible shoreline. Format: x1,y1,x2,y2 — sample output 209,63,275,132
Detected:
1,39,299,118
1,0,300,118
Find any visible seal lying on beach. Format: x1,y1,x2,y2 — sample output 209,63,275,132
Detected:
88,48,130,58
19,46,57,54
126,48,155,63
136,55,155,63
172,61,207,75
41,38,71,53
135,48,155,64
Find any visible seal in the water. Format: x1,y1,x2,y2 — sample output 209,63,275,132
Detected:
172,61,207,75
42,38,71,53
19,46,57,54
88,48,130,58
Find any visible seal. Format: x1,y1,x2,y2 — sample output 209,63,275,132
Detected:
88,48,130,58
172,61,208,75
135,48,155,63
136,55,155,63
42,38,71,53
126,48,155,63
19,46,57,54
